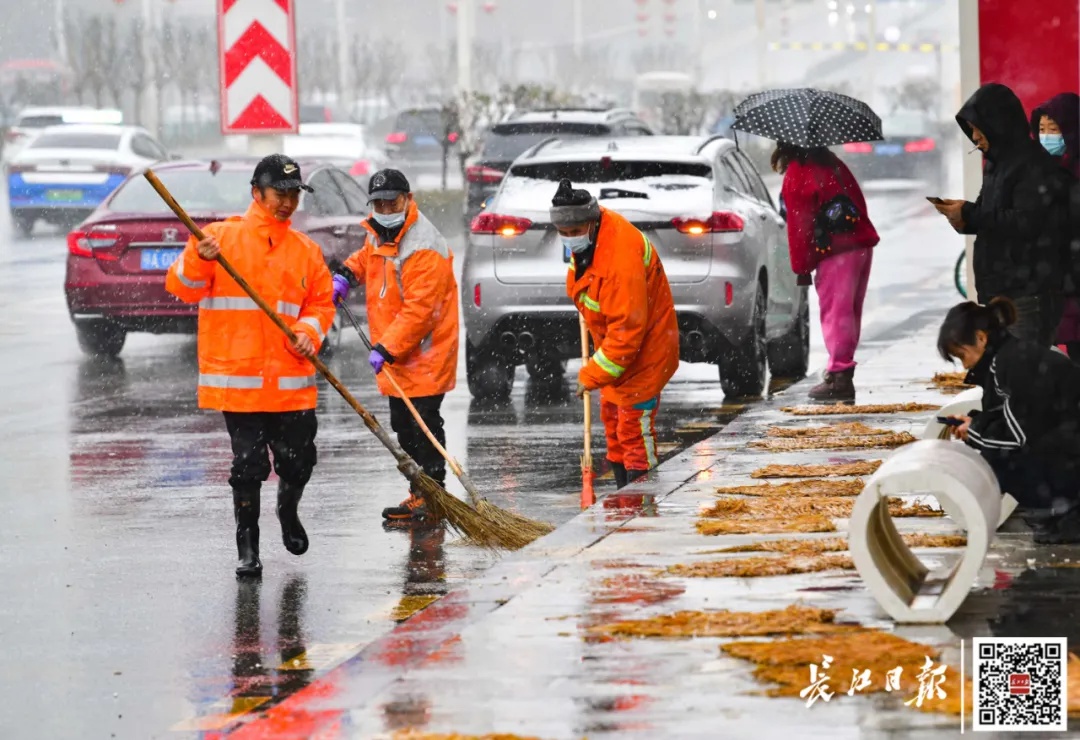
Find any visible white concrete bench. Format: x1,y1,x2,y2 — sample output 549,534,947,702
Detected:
919,386,1019,527
848,440,1001,624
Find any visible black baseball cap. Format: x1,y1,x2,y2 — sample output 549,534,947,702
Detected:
367,169,411,203
251,154,314,193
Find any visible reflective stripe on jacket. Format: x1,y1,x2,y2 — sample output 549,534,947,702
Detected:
165,201,336,412
568,207,680,406
343,200,459,398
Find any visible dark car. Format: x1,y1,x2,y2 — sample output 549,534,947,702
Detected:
841,111,947,190
64,158,371,358
298,103,349,124
383,107,458,169
463,108,654,225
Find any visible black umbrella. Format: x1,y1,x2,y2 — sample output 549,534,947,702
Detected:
733,88,883,148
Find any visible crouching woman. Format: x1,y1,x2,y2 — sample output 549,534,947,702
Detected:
939,298,1080,544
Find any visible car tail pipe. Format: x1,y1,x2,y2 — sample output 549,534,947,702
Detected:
500,331,518,348
517,331,536,350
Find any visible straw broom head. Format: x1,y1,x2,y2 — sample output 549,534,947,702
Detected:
414,472,552,550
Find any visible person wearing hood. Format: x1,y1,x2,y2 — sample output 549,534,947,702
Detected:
1031,93,1080,358
934,83,1072,346
331,169,459,524
165,154,337,577
1032,92,1079,178
939,298,1080,544
552,180,680,488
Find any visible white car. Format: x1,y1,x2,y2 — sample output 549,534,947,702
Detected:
7,123,169,236
3,106,123,171
283,123,388,180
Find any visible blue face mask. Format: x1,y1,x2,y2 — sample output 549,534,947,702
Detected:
562,233,593,254
372,210,406,229
1041,133,1067,156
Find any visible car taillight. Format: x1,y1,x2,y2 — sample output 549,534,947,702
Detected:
672,211,744,234
843,142,874,153
473,284,481,307
725,282,733,306
904,137,936,153
67,228,119,260
385,132,407,145
465,165,504,184
350,160,371,177
470,213,532,237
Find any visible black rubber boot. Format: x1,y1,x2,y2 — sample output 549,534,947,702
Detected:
611,462,628,489
233,486,262,578
627,469,649,484
277,480,309,556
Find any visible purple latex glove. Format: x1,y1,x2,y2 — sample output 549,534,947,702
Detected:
369,349,386,374
332,274,351,305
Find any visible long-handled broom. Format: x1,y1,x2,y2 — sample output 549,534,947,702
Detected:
142,169,524,550
579,314,596,509
335,300,554,546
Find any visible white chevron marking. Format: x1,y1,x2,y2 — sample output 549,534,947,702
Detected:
225,57,295,127
223,0,291,51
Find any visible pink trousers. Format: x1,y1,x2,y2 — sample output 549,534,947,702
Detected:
814,247,873,373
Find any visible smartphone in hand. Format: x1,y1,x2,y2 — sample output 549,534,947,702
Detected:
926,197,945,205
936,416,965,427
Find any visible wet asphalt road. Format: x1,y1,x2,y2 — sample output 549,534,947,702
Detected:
0,181,957,738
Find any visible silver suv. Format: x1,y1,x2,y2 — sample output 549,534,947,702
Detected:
460,135,809,400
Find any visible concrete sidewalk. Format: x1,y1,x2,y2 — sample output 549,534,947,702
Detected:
215,311,1071,740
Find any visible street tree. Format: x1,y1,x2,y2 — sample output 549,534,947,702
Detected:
101,16,132,112
153,18,182,132
126,18,149,128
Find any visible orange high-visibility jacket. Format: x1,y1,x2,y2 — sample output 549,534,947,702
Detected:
567,207,680,406
342,200,459,398
165,202,336,413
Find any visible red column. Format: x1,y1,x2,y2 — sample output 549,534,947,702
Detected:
978,0,1079,110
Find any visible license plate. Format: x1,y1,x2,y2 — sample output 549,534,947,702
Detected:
415,135,438,147
46,189,83,201
875,144,903,156
140,248,184,271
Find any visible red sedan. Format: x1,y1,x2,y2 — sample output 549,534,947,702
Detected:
64,158,371,357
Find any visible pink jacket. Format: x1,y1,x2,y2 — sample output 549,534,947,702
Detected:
781,155,879,275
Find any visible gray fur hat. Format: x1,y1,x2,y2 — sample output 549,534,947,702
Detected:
549,179,599,227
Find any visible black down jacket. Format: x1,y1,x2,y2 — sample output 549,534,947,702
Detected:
966,331,1080,471
957,83,1072,299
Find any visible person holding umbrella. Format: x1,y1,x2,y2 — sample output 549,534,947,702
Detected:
733,89,881,403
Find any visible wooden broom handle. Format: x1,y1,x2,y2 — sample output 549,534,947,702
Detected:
580,313,592,468
337,301,466,479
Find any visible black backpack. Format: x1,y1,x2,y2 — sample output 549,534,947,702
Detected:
811,165,862,253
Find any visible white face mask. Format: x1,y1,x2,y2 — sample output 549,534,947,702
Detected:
562,233,593,254
372,210,406,228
